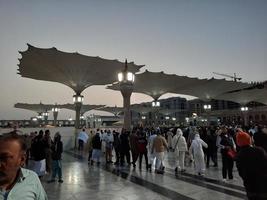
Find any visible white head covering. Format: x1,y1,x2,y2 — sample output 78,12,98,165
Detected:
176,128,183,136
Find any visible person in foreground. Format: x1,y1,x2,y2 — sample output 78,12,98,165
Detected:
0,133,47,200
235,131,267,200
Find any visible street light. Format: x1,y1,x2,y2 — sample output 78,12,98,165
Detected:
165,116,170,120
203,104,211,125
141,116,146,120
73,94,84,128
240,106,248,111
240,106,249,126
73,94,84,148
52,105,60,126
152,101,160,107
118,59,135,131
203,104,211,110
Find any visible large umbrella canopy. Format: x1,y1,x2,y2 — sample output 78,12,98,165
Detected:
214,84,267,105
107,70,190,100
170,78,251,101
14,102,54,114
18,44,144,94
96,106,124,116
60,103,105,114
130,104,154,114
107,70,252,101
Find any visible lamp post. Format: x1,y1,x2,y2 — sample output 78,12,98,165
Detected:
73,94,84,148
80,115,85,127
152,100,160,125
42,111,49,125
118,60,135,131
240,106,249,126
203,104,211,125
52,105,60,126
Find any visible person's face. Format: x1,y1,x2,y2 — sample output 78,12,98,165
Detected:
0,140,26,186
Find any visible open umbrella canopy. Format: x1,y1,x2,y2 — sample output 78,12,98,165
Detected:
130,104,154,114
214,85,267,105
96,106,124,116
59,103,105,114
170,78,251,101
14,102,54,114
107,70,190,100
107,70,252,102
18,44,144,94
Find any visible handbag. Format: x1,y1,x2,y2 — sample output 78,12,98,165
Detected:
227,149,237,159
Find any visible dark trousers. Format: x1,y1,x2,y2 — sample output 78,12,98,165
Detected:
114,148,120,164
222,154,234,179
131,151,139,165
88,150,92,161
206,150,217,166
120,150,130,165
78,139,84,151
139,151,148,169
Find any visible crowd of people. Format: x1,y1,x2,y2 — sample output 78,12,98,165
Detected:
81,124,267,200
1,124,267,200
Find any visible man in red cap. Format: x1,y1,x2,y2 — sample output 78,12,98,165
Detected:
236,131,267,200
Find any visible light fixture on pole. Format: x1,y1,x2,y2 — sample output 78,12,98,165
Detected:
52,104,60,126
240,106,248,111
203,104,211,110
42,111,49,125
73,94,84,128
152,101,160,107
73,94,84,148
240,106,249,126
118,59,135,131
203,104,211,125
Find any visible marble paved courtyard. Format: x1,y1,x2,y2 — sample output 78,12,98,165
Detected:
41,151,246,200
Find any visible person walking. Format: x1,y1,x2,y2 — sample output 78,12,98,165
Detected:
30,130,46,178
172,128,188,173
152,130,168,174
91,131,102,165
77,128,88,151
189,133,208,176
43,130,52,174
103,130,114,164
48,132,63,183
119,129,131,166
129,130,139,168
137,131,148,170
216,126,236,182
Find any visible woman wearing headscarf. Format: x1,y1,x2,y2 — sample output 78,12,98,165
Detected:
172,128,188,173
216,126,236,182
189,133,208,176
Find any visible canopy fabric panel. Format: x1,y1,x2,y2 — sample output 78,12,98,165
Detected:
214,87,267,105
18,44,144,94
60,104,105,114
107,70,252,102
107,70,201,100
96,106,124,116
130,104,154,114
171,78,251,100
14,103,54,113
